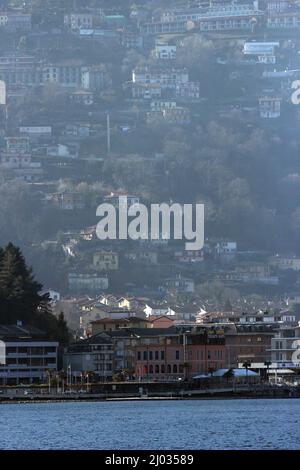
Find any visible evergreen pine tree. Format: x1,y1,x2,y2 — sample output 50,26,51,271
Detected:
56,312,71,346
0,243,71,344
0,243,50,323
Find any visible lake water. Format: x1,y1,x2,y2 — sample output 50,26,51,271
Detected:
0,399,299,450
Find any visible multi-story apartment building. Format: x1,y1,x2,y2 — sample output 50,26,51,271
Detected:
4,136,29,154
162,275,195,293
81,65,112,92
68,272,109,293
0,153,43,182
0,12,31,32
140,20,189,35
67,325,226,381
93,251,119,272
223,323,278,368
132,326,226,380
243,41,280,64
64,13,94,31
19,126,52,138
131,82,162,100
155,43,177,60
268,326,300,368
159,2,264,32
91,317,150,336
0,55,111,91
267,10,300,29
120,31,144,49
0,324,58,385
43,62,83,88
266,1,291,12
198,310,296,325
175,82,201,100
132,67,189,89
63,334,114,381
269,255,300,271
259,95,281,118
0,54,42,87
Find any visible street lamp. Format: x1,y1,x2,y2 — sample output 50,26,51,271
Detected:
182,330,191,381
67,364,72,389
47,370,51,394
86,372,90,393
264,361,271,383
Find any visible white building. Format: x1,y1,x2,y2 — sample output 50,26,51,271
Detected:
155,44,177,60
0,324,58,385
144,303,169,317
266,1,292,12
0,153,43,181
151,100,177,111
163,275,195,293
243,41,279,64
19,126,52,138
81,65,112,92
131,83,162,99
175,82,200,100
68,273,109,293
161,2,264,32
64,13,94,31
132,67,189,90
259,96,281,118
43,63,83,88
269,326,300,369
0,12,31,32
267,11,300,29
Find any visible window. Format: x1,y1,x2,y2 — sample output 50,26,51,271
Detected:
155,351,159,360
155,365,159,374
149,364,153,374
143,351,147,361
137,351,141,360
161,350,165,360
175,350,180,360
167,364,171,373
173,364,178,373
149,351,153,360
161,364,165,373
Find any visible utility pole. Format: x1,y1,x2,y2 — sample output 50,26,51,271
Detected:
107,112,111,155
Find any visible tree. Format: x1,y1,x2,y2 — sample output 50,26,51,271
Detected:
56,312,71,346
0,243,71,344
0,243,50,323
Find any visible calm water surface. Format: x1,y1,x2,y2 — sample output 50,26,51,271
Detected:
0,399,299,450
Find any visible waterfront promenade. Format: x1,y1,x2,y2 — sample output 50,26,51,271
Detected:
1,382,299,402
